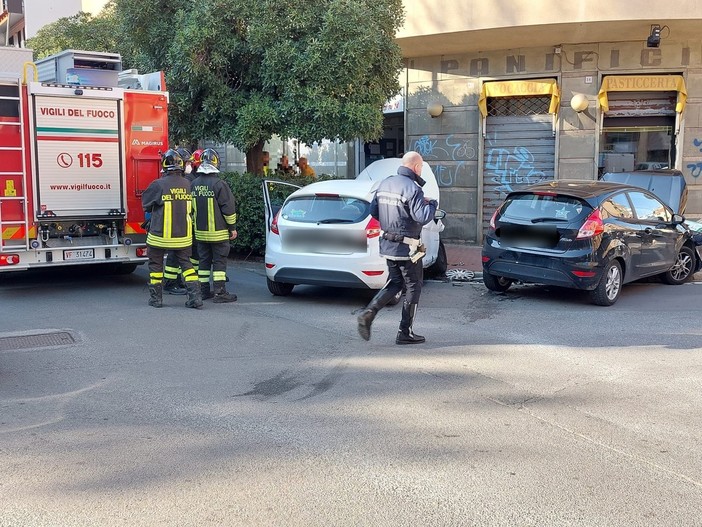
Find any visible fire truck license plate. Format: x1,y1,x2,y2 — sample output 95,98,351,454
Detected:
63,249,95,260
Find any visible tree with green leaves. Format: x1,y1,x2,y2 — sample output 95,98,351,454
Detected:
117,0,405,174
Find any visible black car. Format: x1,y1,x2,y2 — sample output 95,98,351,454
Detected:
600,169,688,216
600,168,702,250
482,180,700,306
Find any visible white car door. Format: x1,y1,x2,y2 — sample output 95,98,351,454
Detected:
262,179,302,242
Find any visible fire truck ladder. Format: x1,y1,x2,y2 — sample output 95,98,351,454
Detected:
0,72,30,253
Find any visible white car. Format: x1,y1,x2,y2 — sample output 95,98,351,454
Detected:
262,158,446,296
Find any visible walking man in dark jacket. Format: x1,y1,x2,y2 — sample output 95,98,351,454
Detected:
142,149,203,309
191,148,238,303
357,151,438,344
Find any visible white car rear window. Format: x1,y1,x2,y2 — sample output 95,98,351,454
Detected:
281,196,370,224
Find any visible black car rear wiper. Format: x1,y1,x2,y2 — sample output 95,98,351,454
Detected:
530,217,569,223
317,218,355,224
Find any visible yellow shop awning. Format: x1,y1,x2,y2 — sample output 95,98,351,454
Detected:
598,75,687,113
478,78,560,117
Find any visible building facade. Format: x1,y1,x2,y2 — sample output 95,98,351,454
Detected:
1,0,24,46
396,0,702,243
1,0,111,46
24,0,109,38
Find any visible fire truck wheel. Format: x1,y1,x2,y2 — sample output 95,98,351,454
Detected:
110,263,139,275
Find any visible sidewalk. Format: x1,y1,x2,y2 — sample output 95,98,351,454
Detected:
444,243,483,272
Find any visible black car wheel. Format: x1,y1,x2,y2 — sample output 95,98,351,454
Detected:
267,278,294,296
590,259,622,306
483,272,512,292
662,246,695,285
426,241,448,277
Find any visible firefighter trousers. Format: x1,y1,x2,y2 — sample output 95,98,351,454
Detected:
148,246,198,286
197,240,231,285
164,242,199,282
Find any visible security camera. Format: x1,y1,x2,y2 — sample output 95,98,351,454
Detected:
647,25,661,48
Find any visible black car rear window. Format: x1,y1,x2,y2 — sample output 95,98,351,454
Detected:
501,193,590,223
281,196,370,224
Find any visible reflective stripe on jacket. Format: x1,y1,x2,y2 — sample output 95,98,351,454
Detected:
191,175,237,242
142,173,193,249
370,166,437,259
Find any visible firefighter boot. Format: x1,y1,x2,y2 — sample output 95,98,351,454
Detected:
184,282,203,309
396,302,425,345
163,278,186,295
200,282,215,300
213,281,237,303
357,286,399,341
148,283,163,308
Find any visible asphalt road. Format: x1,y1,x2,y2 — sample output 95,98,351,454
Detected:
1,260,701,526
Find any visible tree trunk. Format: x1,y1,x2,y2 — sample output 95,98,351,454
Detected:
246,141,265,175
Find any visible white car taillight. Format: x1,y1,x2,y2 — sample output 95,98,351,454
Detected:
577,209,604,239
271,211,281,235
366,217,381,238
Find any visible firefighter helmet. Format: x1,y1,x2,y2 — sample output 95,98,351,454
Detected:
161,149,184,173
200,148,221,170
175,147,192,163
190,149,205,170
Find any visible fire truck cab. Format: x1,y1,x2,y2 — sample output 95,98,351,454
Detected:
0,47,168,273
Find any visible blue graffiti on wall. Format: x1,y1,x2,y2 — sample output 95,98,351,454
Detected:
686,138,702,178
434,162,466,187
413,134,476,161
688,163,702,178
413,135,476,188
485,145,546,195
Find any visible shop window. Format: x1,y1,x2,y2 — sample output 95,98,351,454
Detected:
599,118,674,176
598,89,677,176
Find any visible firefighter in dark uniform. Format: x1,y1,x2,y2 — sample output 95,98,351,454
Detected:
142,149,203,309
163,147,197,294
191,148,238,302
357,151,437,344
182,147,201,276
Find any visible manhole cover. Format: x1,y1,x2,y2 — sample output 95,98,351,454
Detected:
0,331,75,352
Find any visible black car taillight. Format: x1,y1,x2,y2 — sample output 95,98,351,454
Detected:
489,209,499,231
577,209,604,239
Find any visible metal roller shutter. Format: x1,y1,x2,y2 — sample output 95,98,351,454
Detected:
482,96,555,234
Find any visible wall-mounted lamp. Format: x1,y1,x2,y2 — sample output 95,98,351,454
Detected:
647,24,661,48
427,101,444,118
570,93,589,113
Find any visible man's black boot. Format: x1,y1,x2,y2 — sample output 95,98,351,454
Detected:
184,282,203,309
148,283,163,308
357,286,399,341
357,308,377,341
396,302,425,344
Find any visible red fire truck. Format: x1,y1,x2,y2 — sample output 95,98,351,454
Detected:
0,47,168,274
